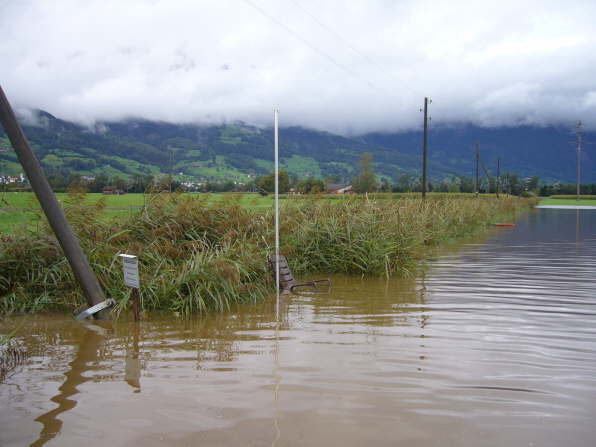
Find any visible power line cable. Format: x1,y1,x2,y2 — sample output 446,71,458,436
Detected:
242,0,380,92
288,0,399,84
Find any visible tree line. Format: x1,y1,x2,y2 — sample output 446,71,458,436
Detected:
4,151,594,196
252,153,549,196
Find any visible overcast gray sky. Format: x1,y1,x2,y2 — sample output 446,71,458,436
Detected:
2,0,596,134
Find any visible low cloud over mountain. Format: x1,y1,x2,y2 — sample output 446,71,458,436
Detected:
2,0,596,134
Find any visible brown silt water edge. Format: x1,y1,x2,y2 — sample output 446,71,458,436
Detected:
1,208,596,446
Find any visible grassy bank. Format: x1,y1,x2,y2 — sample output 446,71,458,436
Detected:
548,195,596,200
0,193,536,316
539,197,596,206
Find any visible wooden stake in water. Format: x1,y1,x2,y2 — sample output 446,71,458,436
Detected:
274,109,280,318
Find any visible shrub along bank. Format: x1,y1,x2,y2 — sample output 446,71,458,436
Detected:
0,193,537,316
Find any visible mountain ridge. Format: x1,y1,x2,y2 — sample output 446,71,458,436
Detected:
1,110,594,183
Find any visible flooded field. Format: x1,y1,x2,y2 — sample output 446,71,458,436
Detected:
1,208,596,446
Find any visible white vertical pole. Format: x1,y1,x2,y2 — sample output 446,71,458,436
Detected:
272,110,282,445
274,109,280,318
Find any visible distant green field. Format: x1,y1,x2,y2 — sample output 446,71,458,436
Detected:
549,195,596,200
0,191,511,233
539,198,596,206
0,192,276,232
0,191,147,208
0,192,148,232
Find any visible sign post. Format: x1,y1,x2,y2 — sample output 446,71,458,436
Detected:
119,254,140,321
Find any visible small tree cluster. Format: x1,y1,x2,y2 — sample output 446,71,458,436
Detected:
255,170,290,194
352,152,378,193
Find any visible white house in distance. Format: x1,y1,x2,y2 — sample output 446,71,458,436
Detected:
327,184,353,194
0,173,26,184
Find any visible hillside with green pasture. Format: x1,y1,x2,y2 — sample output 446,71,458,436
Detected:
2,110,594,184
0,111,456,183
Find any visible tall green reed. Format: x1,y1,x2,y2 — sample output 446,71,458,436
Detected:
0,191,536,316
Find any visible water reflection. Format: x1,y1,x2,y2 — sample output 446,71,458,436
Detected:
30,323,108,447
124,324,141,392
576,208,580,244
307,275,425,326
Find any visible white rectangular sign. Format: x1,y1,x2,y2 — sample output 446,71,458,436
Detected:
118,254,140,289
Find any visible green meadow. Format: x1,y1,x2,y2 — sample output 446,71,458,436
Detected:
539,197,596,206
0,192,275,232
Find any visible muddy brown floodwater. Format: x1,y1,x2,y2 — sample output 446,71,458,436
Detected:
1,208,596,446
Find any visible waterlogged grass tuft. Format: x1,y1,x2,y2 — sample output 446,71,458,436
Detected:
0,192,536,316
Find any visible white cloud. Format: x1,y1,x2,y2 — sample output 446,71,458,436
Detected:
1,0,596,133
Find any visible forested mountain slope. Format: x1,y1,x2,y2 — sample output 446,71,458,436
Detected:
1,110,594,183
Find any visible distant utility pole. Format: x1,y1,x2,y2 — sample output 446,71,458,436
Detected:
572,121,595,200
496,157,500,198
168,146,174,192
475,143,480,197
420,97,431,198
575,121,583,200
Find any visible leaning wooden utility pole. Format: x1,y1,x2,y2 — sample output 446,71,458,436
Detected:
421,97,429,198
475,143,480,197
0,85,110,319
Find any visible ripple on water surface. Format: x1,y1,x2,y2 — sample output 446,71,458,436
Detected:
1,208,596,446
